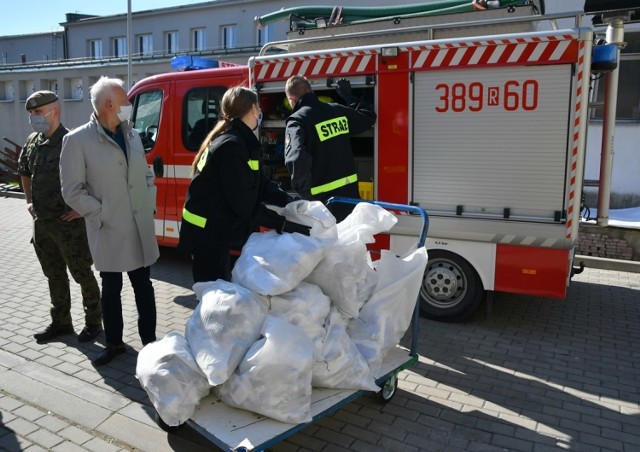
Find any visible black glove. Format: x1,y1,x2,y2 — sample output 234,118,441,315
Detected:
282,220,311,236
335,78,357,104
256,207,287,231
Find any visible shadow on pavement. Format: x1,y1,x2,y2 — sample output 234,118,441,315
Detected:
404,279,640,450
0,411,22,451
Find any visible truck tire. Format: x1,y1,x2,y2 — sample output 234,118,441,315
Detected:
419,250,483,322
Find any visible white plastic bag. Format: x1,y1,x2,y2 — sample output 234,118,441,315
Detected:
313,308,379,392
135,332,210,427
218,315,314,424
266,281,331,360
231,230,328,296
185,280,267,386
306,203,396,317
348,247,428,376
281,200,338,240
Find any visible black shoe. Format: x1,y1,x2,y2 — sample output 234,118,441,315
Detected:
92,343,126,366
78,324,102,343
34,323,74,343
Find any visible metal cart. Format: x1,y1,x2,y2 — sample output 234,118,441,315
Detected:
158,198,429,451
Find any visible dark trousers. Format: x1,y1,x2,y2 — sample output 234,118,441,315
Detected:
33,218,101,326
100,266,156,346
191,245,231,283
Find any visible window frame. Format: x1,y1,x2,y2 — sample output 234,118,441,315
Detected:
165,31,179,54
222,24,237,49
113,36,127,58
88,39,102,59
132,89,163,154
182,86,226,151
137,34,153,56
192,28,206,52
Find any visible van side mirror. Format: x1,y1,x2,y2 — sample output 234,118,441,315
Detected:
153,156,164,177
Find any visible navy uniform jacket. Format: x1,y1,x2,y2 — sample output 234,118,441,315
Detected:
179,119,291,253
284,92,376,206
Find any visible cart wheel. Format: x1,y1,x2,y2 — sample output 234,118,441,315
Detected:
155,410,184,433
377,373,399,404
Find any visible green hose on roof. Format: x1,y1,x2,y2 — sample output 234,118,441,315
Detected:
255,0,528,28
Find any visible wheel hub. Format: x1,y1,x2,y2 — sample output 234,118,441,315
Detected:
423,260,466,306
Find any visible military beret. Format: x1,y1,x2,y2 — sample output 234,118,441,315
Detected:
25,90,58,111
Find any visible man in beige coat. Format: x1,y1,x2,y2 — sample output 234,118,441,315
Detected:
61,76,159,366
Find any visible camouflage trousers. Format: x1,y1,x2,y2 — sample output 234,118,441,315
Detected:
32,217,102,326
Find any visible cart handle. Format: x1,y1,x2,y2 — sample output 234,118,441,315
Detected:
326,197,429,248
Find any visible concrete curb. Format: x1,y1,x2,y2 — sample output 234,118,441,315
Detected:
575,254,640,273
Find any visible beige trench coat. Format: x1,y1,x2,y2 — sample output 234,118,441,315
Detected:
60,114,159,272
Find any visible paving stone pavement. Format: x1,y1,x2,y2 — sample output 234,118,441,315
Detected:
1,193,639,451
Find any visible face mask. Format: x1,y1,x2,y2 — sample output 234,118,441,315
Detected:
252,110,263,131
117,104,133,123
29,110,53,134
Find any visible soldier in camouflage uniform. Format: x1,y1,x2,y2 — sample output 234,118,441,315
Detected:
18,90,102,344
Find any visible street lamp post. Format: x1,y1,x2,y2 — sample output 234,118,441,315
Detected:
127,0,132,89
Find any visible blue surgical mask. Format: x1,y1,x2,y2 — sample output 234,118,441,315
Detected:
29,110,53,134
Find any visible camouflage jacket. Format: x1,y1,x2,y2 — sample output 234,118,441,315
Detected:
17,124,71,219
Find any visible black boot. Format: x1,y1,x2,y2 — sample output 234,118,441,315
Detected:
34,323,74,343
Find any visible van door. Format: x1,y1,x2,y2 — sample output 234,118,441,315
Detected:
130,85,169,244
170,72,245,245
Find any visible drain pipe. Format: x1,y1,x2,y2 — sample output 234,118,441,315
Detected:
596,17,624,227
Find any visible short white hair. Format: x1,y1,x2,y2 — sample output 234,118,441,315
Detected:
90,76,125,111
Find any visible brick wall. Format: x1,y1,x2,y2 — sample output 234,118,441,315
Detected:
576,231,634,260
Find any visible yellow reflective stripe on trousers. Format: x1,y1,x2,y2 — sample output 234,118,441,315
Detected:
310,173,358,196
247,159,259,170
182,207,207,228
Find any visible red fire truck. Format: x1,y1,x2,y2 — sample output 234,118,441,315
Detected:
129,0,630,321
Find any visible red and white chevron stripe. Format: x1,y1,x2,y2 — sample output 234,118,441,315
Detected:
254,51,376,82
409,34,578,69
566,39,586,239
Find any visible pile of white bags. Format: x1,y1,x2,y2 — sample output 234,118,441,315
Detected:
136,200,428,426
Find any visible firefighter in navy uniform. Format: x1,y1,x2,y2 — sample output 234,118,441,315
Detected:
284,75,377,222
17,91,102,344
179,86,308,284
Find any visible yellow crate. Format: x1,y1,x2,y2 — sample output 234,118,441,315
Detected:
358,181,374,200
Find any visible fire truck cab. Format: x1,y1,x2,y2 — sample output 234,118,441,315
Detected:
129,0,636,321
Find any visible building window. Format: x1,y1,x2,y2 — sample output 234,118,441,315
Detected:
591,32,640,121
222,25,237,49
137,34,153,56
192,28,206,52
258,24,272,46
165,31,179,54
89,39,102,59
113,37,127,58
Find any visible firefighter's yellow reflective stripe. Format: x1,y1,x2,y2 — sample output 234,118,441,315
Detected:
315,116,349,142
182,207,207,228
310,173,358,195
247,159,259,170
196,151,208,172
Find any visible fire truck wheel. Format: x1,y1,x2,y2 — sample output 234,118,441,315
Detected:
419,250,483,322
